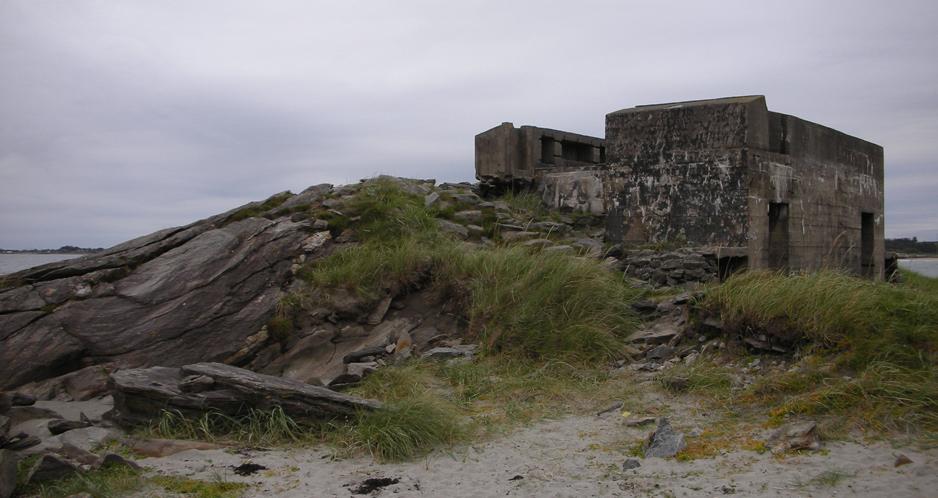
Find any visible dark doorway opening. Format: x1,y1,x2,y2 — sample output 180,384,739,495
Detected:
861,212,875,278
768,202,790,271
719,256,748,281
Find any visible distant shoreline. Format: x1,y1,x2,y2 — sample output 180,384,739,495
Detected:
0,249,102,255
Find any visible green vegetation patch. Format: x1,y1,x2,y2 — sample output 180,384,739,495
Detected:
145,406,305,446
656,362,736,398
19,463,144,498
704,270,938,369
331,396,468,462
702,270,938,437
343,177,439,242
442,247,640,360
150,476,247,498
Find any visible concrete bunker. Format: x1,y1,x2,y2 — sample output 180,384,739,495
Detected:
475,95,886,280
475,122,605,194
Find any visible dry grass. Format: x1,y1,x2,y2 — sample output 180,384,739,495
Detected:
697,270,938,439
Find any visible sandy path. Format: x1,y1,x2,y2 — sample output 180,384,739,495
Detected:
138,410,938,498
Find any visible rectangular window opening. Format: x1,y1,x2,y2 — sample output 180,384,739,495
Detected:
540,137,555,164
561,141,593,162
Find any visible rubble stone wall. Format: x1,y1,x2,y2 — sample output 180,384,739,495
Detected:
620,248,720,287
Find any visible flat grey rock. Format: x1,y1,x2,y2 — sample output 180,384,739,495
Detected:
644,418,686,458
422,345,478,360
437,219,469,239
108,362,381,426
26,454,78,485
47,419,91,436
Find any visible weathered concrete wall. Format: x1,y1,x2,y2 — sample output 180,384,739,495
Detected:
475,123,523,184
538,169,606,215
748,113,884,277
475,123,604,190
603,96,764,247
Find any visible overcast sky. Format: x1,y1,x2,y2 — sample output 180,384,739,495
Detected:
1,1,936,249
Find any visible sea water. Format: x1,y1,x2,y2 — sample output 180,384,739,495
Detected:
0,253,83,275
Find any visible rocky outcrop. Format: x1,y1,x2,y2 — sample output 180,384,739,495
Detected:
0,188,333,390
107,362,380,426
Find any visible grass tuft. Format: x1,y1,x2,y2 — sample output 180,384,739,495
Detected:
344,177,438,242
443,246,641,360
335,396,467,462
146,406,304,445
759,362,938,434
301,237,449,299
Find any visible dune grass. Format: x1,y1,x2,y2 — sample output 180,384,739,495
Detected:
302,236,450,300
441,247,640,360
704,270,938,369
701,270,938,437
307,243,641,360
145,406,305,446
497,189,545,215
330,396,468,462
901,268,938,293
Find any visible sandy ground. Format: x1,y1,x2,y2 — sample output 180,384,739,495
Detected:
137,396,938,498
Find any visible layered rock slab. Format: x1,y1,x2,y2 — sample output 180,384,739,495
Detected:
0,188,330,389
107,362,380,426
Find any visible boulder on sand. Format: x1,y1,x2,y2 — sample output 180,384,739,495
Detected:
107,362,381,426
644,418,686,458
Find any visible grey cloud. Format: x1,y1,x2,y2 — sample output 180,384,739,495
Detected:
1,0,937,248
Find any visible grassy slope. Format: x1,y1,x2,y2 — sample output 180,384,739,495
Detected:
699,270,938,437
300,177,641,361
